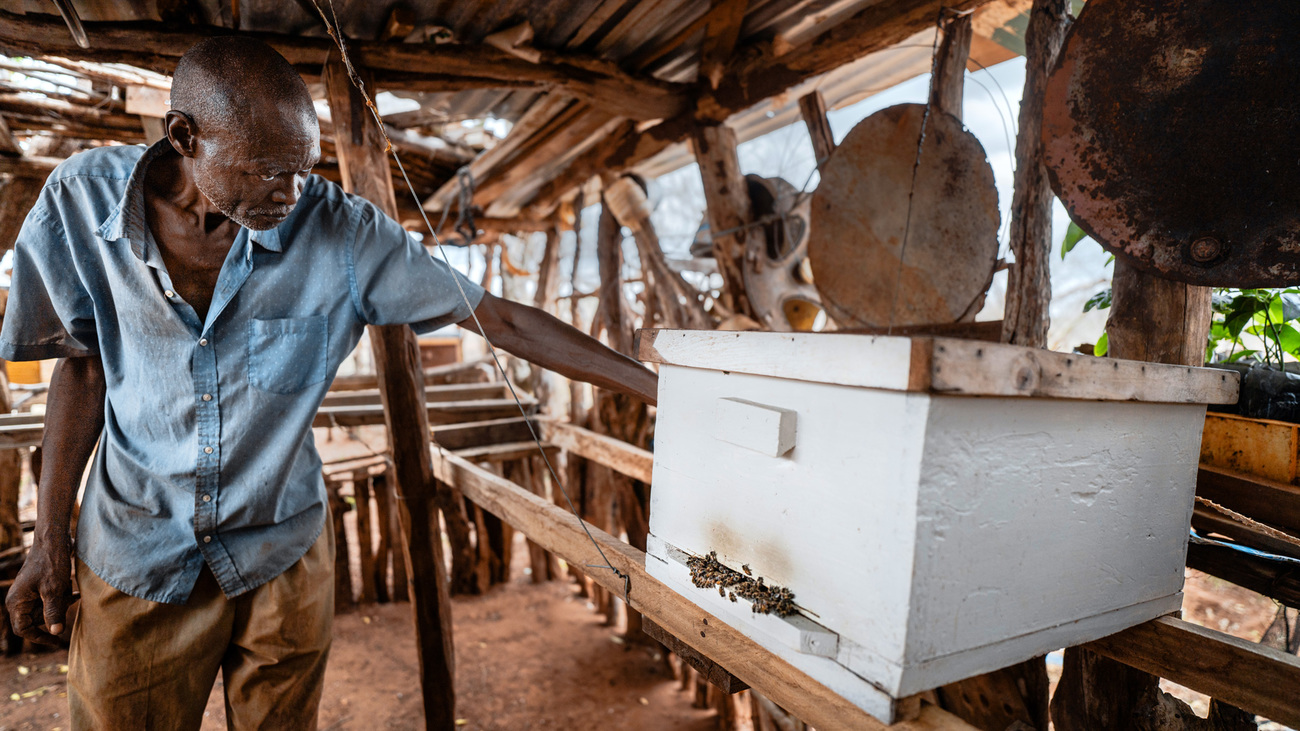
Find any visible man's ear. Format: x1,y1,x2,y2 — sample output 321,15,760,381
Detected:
164,111,199,158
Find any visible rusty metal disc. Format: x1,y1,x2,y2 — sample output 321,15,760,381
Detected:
1042,0,1300,287
809,103,1000,328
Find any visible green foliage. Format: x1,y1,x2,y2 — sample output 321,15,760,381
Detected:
1094,331,1109,357
1083,289,1112,312
1205,288,1300,368
1061,221,1088,259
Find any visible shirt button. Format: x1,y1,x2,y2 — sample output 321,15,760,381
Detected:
202,494,212,502
204,446,214,454
164,290,175,298
203,535,212,544
199,338,208,346
202,393,213,402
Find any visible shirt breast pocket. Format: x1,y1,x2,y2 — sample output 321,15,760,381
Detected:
247,316,328,395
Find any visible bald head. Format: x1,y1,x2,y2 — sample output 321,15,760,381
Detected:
171,36,316,137
163,37,321,230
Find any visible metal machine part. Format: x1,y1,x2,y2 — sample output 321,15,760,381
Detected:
809,103,1000,329
1042,0,1300,286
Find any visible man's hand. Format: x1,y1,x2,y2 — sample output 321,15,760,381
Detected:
459,293,659,406
7,531,73,645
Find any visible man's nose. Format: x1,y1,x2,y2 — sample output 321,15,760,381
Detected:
270,174,305,206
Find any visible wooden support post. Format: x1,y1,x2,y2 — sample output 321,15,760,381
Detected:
1001,0,1069,348
692,121,755,321
353,470,377,604
928,12,972,119
797,91,836,169
371,470,393,603
0,115,18,156
325,57,456,729
329,482,355,612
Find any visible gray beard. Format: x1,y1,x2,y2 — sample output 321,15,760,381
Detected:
194,178,282,231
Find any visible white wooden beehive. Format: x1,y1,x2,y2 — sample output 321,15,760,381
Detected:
639,330,1239,723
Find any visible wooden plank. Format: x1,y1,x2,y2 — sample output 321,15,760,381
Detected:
1084,616,1300,729
1201,413,1299,486
430,417,537,451
429,449,978,731
643,617,749,693
0,114,18,156
928,12,972,120
540,420,653,483
320,382,508,408
0,154,61,178
454,441,557,464
313,399,534,428
1197,465,1300,537
0,10,685,122
797,90,835,168
692,121,754,319
326,57,455,729
1186,541,1300,609
835,320,1003,342
635,330,1240,404
328,358,493,391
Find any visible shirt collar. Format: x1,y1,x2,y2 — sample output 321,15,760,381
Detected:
96,138,287,260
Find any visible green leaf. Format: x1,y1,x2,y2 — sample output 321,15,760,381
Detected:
1226,349,1257,363
1061,221,1089,260
1280,324,1300,356
1083,289,1112,312
1095,332,1109,357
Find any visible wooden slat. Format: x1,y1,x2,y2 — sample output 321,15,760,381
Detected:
1197,465,1300,537
0,11,684,121
314,399,534,428
430,417,537,451
454,441,557,464
320,382,508,408
798,90,836,167
1084,616,1300,728
328,358,493,391
697,0,750,89
540,420,652,483
1186,541,1300,609
429,449,976,731
636,329,1240,404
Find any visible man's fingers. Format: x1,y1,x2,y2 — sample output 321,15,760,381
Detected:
41,583,70,637
8,595,54,644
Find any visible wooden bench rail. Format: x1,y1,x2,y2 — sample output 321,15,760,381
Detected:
1084,616,1300,728
429,446,975,731
538,419,653,483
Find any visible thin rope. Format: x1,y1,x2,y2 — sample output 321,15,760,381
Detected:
1196,496,1300,552
309,0,631,604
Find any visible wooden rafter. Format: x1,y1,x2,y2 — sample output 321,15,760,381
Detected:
698,0,750,89
523,0,991,216
0,10,685,122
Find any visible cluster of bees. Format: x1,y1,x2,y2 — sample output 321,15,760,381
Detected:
686,551,798,617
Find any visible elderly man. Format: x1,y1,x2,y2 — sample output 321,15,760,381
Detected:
0,36,656,729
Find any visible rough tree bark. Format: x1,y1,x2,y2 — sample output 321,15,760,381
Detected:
692,122,756,320
1001,0,1069,348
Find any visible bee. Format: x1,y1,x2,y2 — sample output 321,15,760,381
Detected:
742,564,752,576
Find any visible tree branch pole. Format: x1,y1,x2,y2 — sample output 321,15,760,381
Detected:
324,57,456,730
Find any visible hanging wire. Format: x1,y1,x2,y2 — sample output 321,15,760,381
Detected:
308,0,631,602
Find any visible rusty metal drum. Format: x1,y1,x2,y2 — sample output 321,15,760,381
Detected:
1042,0,1300,286
809,103,1000,329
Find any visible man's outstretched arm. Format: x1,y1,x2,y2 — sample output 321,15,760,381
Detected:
7,355,106,643
459,293,658,406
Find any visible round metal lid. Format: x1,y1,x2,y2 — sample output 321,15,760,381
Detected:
1042,0,1300,287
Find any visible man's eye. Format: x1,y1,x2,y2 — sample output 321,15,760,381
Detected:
259,174,277,182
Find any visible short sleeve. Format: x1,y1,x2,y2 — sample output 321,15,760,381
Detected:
348,200,485,334
0,184,99,361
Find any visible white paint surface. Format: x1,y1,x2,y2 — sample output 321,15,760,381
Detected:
648,343,1210,705
714,397,798,457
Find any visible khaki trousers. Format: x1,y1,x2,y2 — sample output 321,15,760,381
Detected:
68,529,334,731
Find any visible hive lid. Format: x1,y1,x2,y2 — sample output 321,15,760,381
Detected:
636,329,1239,405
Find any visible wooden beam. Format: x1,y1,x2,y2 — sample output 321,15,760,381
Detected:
430,417,537,451
320,382,508,409
453,441,559,464
539,420,653,483
1185,541,1300,609
643,617,749,693
0,94,143,135
429,448,978,731
324,56,456,730
1084,616,1300,728
313,399,535,429
1001,0,1066,348
0,154,61,178
329,358,493,391
525,0,991,217
692,121,754,318
698,0,750,89
0,115,18,156
0,112,145,143
0,10,684,121
1196,466,1300,537
797,90,835,168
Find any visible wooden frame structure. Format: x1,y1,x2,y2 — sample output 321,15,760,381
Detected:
433,417,1300,729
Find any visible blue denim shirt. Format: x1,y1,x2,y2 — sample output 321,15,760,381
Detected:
0,141,485,603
